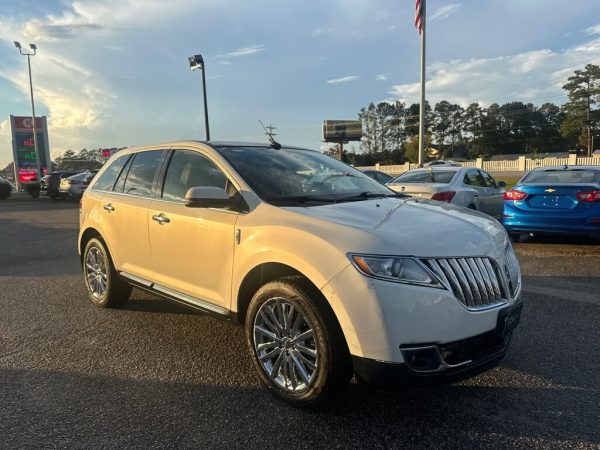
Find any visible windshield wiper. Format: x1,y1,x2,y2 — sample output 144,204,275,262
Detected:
336,192,408,202
268,195,339,205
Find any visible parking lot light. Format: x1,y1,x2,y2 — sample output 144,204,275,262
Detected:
188,54,210,141
14,40,42,183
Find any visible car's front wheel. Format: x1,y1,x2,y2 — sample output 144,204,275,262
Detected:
245,277,352,406
83,238,131,307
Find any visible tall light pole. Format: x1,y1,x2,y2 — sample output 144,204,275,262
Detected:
188,54,210,141
14,41,42,182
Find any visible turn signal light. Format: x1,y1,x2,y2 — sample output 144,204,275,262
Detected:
504,190,527,201
431,191,456,202
576,190,600,202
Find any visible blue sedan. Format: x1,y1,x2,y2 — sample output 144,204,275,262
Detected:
503,166,600,240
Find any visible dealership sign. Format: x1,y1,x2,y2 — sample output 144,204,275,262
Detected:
322,120,363,143
9,115,51,189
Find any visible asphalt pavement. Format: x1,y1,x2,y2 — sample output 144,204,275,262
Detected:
1,196,599,449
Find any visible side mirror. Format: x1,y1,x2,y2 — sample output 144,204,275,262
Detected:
184,186,246,212
497,181,507,188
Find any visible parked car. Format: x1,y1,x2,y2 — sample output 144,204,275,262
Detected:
360,169,393,184
426,160,460,167
41,171,82,199
79,141,522,406
59,171,97,199
386,167,507,219
503,165,600,240
0,176,13,200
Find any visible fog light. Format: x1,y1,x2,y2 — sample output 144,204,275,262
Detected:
401,347,442,372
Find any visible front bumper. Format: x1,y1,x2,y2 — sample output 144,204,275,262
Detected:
352,301,522,387
321,261,522,364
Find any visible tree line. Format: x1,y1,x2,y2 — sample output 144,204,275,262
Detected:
343,63,600,166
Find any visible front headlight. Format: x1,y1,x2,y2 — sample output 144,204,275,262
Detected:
349,254,442,288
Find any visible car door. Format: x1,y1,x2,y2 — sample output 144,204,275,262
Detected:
462,169,488,210
147,149,240,310
478,170,504,219
97,149,167,283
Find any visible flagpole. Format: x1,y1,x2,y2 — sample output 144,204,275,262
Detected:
418,0,426,167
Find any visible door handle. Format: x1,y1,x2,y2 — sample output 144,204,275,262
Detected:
152,214,171,224
103,203,115,212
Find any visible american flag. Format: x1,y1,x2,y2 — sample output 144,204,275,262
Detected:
415,0,424,34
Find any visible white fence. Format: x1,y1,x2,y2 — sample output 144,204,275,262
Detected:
358,155,600,175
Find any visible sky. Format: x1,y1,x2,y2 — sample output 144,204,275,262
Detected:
1,0,599,168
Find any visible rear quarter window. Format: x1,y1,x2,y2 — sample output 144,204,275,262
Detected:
92,155,130,192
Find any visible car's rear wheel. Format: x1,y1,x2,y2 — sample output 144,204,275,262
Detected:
245,277,352,406
83,238,131,307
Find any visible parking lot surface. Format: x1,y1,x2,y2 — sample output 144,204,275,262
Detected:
1,198,599,449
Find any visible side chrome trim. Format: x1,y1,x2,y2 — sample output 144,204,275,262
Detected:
120,271,152,287
153,284,228,315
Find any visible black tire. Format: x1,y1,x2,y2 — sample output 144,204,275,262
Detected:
509,233,522,243
245,277,352,406
468,204,477,210
82,237,131,307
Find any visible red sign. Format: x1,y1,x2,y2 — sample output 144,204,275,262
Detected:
18,168,38,182
101,149,111,157
13,116,43,130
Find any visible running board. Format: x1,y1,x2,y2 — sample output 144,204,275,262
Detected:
119,271,228,316
153,284,228,315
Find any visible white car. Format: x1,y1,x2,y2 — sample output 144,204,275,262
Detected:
79,141,522,406
387,167,507,219
59,171,97,199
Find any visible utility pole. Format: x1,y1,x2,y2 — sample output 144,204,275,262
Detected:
264,124,277,141
417,0,426,168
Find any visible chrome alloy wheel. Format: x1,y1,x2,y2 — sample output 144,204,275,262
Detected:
253,297,319,393
84,246,108,299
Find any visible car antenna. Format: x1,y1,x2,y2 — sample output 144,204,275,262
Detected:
258,119,281,149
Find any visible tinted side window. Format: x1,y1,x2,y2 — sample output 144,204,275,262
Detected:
464,170,485,187
92,155,130,192
113,154,134,193
479,170,497,188
122,150,166,197
162,150,227,202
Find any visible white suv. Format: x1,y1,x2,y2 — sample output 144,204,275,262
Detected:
79,141,522,406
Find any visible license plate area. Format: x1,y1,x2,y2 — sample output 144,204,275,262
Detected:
496,302,523,339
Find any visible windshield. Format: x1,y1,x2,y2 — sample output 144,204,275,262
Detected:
215,146,395,204
523,169,599,184
390,170,456,184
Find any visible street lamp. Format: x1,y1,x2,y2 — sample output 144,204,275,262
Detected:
14,41,43,183
188,54,210,141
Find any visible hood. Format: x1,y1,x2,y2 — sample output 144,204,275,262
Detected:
283,198,508,259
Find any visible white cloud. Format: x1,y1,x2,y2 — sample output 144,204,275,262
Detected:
375,74,388,81
218,60,232,65
0,52,111,131
390,35,600,107
430,3,462,23
217,44,265,59
327,75,360,84
584,23,600,35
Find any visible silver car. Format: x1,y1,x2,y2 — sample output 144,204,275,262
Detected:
59,171,97,199
387,167,507,219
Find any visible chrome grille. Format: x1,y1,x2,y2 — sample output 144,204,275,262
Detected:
504,244,521,297
422,257,507,310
